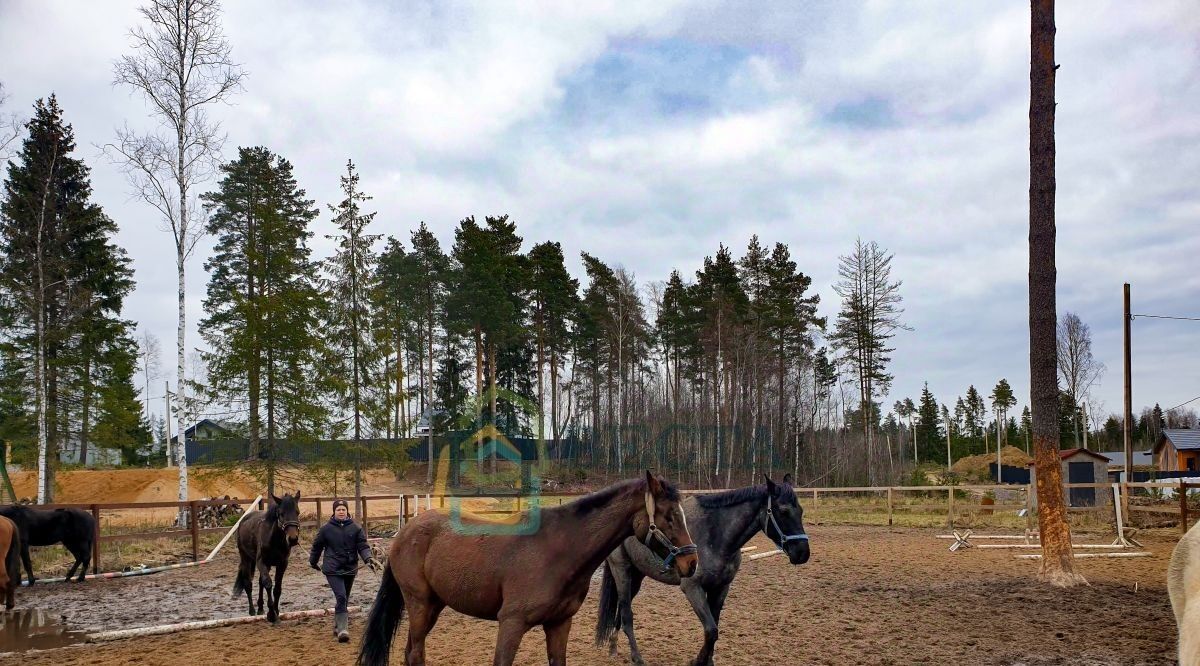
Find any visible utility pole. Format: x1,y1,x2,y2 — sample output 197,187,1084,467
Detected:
1123,283,1133,483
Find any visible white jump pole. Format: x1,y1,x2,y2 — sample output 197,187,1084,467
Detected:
426,493,431,510
936,535,1034,540
977,544,1127,550
21,560,208,586
740,546,758,553
206,495,263,563
749,549,784,561
87,606,362,642
1014,552,1152,560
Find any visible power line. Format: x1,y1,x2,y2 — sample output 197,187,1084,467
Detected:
1165,395,1200,412
1131,313,1200,322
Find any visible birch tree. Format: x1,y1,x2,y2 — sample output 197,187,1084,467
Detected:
111,0,244,517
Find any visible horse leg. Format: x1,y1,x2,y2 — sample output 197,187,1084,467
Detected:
270,564,286,624
543,617,572,666
492,616,530,666
257,559,271,618
239,555,256,615
617,569,647,666
20,540,34,585
403,598,443,666
683,581,718,666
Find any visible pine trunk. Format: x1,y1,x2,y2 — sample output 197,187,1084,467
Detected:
1030,0,1084,587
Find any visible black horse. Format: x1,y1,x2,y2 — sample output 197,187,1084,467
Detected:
0,505,96,584
232,492,301,623
596,475,810,666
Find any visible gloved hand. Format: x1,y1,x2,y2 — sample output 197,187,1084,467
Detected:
366,558,380,572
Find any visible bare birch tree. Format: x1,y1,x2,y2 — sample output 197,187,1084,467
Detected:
110,0,244,518
0,82,21,163
1056,312,1105,447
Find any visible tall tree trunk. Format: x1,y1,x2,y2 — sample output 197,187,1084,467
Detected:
489,339,497,474
426,303,434,484
175,74,190,524
1029,0,1084,587
80,350,91,467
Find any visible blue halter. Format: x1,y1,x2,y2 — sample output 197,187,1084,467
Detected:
763,494,809,552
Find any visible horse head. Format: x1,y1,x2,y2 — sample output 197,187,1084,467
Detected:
763,474,809,565
634,471,699,578
271,491,301,547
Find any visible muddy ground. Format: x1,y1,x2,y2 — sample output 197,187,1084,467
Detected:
1,526,1180,665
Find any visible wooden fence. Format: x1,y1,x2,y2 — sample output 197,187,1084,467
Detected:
21,480,1197,577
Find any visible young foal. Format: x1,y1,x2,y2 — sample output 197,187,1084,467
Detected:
358,471,699,666
232,492,301,623
0,515,19,609
597,475,810,666
1169,518,1200,664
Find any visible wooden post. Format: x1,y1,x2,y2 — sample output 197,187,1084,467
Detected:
1123,283,1133,488
1182,482,1191,537
361,498,369,533
887,487,894,526
91,504,101,575
947,487,955,528
316,499,322,522
189,501,199,562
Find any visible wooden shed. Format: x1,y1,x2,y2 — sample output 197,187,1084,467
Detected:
1028,448,1111,508
1154,429,1200,473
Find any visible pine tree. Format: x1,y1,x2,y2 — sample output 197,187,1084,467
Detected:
990,378,1017,448
200,146,323,494
528,241,578,445
831,239,907,484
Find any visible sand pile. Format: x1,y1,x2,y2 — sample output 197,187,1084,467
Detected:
951,445,1033,480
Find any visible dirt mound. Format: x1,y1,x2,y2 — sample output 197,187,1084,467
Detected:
952,445,1032,480
9,468,259,503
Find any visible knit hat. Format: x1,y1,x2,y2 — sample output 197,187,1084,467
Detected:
332,499,349,511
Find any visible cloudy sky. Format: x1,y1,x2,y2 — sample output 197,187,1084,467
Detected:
1,1,1198,431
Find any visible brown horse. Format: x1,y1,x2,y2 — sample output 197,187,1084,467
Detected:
358,471,699,666
0,515,19,609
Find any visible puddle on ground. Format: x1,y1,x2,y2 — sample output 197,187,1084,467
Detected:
0,607,88,652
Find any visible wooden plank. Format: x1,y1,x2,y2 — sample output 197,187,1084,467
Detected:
1126,506,1183,515
1014,552,1152,559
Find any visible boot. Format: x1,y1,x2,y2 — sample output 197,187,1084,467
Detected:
335,611,349,643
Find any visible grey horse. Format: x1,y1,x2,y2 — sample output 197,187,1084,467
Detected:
596,475,809,666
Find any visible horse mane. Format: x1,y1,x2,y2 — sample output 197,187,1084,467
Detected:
696,483,796,509
264,501,279,522
567,476,680,516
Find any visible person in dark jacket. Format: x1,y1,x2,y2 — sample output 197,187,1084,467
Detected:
309,499,378,642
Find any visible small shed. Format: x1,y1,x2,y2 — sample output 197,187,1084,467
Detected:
1154,429,1200,473
1028,448,1111,508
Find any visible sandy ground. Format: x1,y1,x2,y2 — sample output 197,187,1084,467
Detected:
0,525,1180,665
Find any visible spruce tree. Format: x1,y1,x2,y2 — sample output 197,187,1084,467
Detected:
916,382,942,462
0,96,138,500
323,160,383,502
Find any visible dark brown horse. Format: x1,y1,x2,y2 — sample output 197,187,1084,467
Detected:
232,492,300,623
0,515,18,609
358,471,699,666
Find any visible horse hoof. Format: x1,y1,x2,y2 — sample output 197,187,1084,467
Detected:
338,630,350,643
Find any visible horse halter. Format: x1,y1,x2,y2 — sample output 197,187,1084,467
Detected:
643,490,698,574
762,494,809,553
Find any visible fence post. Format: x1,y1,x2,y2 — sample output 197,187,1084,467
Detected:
91,504,100,575
947,487,954,528
189,501,199,562
362,498,369,533
316,499,322,523
1182,482,1190,537
887,487,894,526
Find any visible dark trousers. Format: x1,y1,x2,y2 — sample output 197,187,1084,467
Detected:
326,574,356,614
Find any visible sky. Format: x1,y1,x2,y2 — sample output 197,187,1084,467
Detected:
0,0,1198,435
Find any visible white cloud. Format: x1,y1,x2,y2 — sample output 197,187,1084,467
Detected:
0,0,1197,424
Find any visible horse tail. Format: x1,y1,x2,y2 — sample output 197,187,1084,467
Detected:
594,559,621,646
231,562,249,599
357,562,405,666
